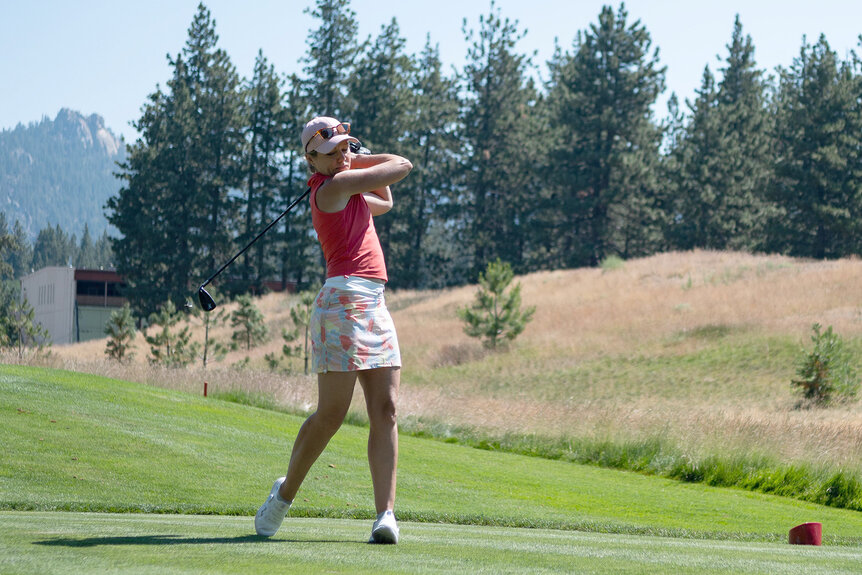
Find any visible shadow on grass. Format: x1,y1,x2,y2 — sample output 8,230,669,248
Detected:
35,535,357,547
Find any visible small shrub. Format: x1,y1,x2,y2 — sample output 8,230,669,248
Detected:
792,323,858,406
190,290,228,368
600,255,625,272
458,259,535,350
669,459,705,483
289,290,316,374
263,290,317,374
2,297,51,358
433,343,487,367
146,300,198,367
688,324,735,340
104,303,136,363
230,294,269,351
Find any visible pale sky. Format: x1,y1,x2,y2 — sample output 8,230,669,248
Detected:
2,0,861,142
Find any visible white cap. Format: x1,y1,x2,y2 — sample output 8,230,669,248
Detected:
301,116,358,154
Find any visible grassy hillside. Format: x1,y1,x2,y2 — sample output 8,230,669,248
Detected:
21,251,862,504
3,364,862,546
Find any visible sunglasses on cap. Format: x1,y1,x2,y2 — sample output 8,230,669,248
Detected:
305,122,351,152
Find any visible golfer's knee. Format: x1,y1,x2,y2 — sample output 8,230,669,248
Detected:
369,396,397,428
312,407,348,434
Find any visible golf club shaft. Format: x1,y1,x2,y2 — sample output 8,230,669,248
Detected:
200,187,311,289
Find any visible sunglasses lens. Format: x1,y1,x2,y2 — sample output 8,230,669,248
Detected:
310,123,350,151
322,123,348,140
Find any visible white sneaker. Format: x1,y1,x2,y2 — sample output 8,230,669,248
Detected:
369,510,399,544
255,477,291,537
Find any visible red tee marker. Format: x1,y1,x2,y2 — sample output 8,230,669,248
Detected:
789,522,822,546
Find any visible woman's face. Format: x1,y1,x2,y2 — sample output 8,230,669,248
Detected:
307,141,351,176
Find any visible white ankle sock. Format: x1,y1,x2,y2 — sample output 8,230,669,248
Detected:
275,492,291,505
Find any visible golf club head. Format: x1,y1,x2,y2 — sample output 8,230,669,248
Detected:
198,286,217,312
349,140,371,155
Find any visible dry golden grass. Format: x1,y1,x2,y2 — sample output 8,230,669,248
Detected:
23,250,862,471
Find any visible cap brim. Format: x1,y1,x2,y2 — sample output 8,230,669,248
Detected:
313,134,359,154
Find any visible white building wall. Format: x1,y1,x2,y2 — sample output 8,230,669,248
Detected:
78,306,116,342
20,266,75,345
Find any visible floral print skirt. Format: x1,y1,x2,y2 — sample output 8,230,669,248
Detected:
310,276,401,373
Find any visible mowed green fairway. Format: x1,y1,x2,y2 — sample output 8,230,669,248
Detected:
3,512,862,575
2,364,862,573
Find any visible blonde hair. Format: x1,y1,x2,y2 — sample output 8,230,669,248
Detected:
305,150,318,173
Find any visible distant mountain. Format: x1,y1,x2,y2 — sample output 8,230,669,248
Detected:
0,109,126,240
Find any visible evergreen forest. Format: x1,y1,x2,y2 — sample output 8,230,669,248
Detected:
6,1,862,318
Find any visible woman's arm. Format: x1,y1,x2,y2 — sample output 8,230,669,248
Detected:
363,186,393,216
317,153,412,213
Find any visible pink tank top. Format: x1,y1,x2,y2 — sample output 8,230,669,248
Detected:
309,172,388,282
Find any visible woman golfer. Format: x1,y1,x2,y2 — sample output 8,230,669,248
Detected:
255,117,412,544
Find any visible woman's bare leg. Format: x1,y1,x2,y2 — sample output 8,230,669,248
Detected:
279,371,357,502
358,367,400,513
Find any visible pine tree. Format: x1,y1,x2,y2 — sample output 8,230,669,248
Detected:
458,259,535,350
666,66,725,249
289,290,316,374
108,4,243,316
278,73,316,291
710,15,777,251
7,219,33,278
400,38,463,288
104,303,136,363
0,216,18,346
108,56,198,315
302,0,359,118
769,35,862,258
145,300,198,367
792,323,859,405
460,2,541,277
3,298,51,358
94,230,114,269
230,294,269,351
294,0,360,285
239,50,290,290
182,3,244,286
0,282,17,347
188,288,228,368
0,213,15,280
31,224,76,269
344,19,416,285
545,4,666,267
344,19,413,149
76,224,98,268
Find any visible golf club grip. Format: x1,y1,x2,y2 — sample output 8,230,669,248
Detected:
200,187,311,288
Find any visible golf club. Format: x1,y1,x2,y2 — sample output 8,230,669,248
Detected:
197,140,371,312
197,186,310,311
